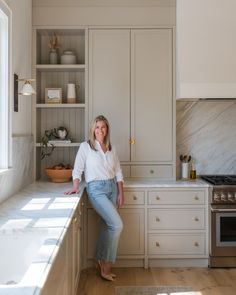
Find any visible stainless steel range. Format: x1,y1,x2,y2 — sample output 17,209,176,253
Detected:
200,175,236,267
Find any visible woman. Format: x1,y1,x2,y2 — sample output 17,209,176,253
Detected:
65,115,124,281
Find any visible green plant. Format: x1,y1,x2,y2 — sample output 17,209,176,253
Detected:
40,128,58,159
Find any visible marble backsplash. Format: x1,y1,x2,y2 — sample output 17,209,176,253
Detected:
176,100,236,178
0,136,34,204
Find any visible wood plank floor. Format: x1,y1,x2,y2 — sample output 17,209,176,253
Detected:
77,267,236,295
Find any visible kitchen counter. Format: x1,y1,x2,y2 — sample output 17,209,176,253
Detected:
124,178,210,188
0,181,85,295
0,178,210,294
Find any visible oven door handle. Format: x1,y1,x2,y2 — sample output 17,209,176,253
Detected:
211,208,236,212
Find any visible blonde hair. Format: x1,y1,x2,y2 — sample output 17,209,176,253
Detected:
88,115,112,151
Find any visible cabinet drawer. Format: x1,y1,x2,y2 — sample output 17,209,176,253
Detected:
148,190,205,205
121,165,130,178
148,209,205,230
148,234,205,255
131,165,173,178
124,191,145,205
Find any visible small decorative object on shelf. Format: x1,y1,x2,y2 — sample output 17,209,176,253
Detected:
48,32,60,64
60,50,77,64
40,127,71,159
67,83,79,103
45,163,73,183
180,154,191,179
45,88,62,104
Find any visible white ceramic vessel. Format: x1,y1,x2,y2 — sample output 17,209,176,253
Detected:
60,50,76,64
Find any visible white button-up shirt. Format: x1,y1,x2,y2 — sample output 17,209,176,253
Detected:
72,140,124,183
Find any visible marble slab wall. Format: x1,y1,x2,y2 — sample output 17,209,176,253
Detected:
176,100,236,178
0,136,34,204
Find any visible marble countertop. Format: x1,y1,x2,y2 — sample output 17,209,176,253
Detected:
0,181,85,295
123,178,210,188
0,178,209,294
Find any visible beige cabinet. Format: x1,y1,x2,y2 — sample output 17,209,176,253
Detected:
84,186,208,268
85,189,145,262
42,198,83,295
177,0,236,98
89,28,174,178
147,188,208,258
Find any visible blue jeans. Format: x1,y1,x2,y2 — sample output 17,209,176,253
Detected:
86,178,123,263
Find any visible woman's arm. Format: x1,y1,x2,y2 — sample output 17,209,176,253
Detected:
117,181,124,208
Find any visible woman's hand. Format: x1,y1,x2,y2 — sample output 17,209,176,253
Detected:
117,192,124,208
64,188,79,195
64,178,80,195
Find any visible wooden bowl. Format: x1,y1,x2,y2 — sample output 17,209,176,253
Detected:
45,168,72,183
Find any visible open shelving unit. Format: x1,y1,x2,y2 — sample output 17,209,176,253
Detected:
33,28,88,180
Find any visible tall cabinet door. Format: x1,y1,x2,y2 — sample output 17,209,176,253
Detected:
131,29,173,162
89,30,130,162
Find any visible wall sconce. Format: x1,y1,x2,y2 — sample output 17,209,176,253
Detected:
14,73,36,112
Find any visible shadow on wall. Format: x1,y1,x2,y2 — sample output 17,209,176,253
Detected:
176,100,236,178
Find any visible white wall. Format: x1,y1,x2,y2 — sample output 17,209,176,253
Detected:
0,0,33,204
11,0,32,135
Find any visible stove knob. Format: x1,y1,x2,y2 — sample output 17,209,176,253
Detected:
228,192,234,202
213,192,220,202
220,192,227,202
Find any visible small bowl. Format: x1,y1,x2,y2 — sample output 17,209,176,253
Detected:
45,168,72,183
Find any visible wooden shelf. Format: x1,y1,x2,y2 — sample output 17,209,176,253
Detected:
36,64,86,72
36,103,85,108
36,143,81,147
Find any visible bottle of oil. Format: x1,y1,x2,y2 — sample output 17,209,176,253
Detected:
190,161,197,180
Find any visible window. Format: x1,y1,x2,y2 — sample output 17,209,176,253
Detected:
0,0,11,170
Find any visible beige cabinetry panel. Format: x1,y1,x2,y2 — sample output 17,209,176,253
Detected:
86,207,144,257
148,208,205,230
131,29,173,162
148,190,205,205
148,233,205,255
118,208,145,255
89,29,130,162
89,28,174,179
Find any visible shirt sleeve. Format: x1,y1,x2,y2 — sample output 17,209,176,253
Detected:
72,142,87,181
113,146,124,183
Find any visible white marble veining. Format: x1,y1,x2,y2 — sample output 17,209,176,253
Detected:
177,101,236,178
0,136,34,204
0,181,84,295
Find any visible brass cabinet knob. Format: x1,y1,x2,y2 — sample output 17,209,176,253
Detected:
81,202,85,206
194,216,199,221
73,217,77,223
156,196,160,200
129,139,136,145
195,195,199,200
150,170,154,174
156,217,160,222
133,195,137,200
156,242,160,247
194,242,199,247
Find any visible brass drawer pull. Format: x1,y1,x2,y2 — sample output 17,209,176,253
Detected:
194,242,199,247
129,139,135,145
156,217,160,222
156,242,160,247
